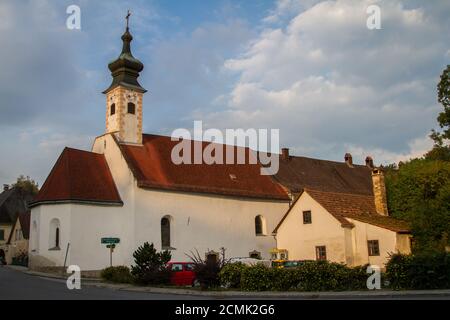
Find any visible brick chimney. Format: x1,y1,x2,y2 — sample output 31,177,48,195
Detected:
3,184,9,192
344,153,353,167
372,168,389,216
281,148,290,161
365,156,374,168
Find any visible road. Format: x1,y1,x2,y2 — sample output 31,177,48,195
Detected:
1,266,449,300
0,266,202,300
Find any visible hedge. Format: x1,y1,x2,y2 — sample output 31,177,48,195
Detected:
222,261,368,292
386,253,450,290
101,266,133,284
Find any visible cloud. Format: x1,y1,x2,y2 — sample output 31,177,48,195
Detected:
200,0,450,165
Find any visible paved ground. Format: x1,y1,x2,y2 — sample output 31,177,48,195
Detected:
1,266,450,300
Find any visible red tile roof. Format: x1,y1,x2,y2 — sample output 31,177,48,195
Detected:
30,148,122,207
118,134,290,200
274,189,410,233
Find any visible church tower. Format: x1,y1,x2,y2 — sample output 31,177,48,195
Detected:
103,13,146,145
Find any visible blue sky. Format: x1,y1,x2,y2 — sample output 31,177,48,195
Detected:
0,0,449,185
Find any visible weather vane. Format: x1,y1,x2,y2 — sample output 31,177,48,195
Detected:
126,10,131,29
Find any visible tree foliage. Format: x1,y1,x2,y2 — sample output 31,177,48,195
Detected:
385,159,450,252
130,242,171,285
11,175,39,195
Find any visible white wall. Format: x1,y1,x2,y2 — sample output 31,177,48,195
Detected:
276,192,347,263
133,188,288,262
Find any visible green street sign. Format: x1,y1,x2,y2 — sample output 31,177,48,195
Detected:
101,237,120,244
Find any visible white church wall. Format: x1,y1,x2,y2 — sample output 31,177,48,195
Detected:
29,204,72,268
276,192,347,263
92,134,137,266
134,187,289,261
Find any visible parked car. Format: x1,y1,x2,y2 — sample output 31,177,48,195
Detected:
282,260,314,268
167,262,196,286
228,257,271,267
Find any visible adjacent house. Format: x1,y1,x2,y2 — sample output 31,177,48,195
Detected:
273,151,411,266
0,185,34,261
5,211,31,265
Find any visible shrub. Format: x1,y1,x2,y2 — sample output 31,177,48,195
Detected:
101,266,133,284
239,261,369,292
386,253,450,290
187,250,225,290
131,242,172,285
219,263,248,289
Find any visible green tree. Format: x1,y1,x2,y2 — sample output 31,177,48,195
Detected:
427,65,450,160
385,159,450,252
11,175,39,195
130,242,171,285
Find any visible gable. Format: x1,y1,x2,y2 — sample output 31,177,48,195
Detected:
274,189,410,234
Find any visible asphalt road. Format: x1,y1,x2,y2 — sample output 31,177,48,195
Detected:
1,266,449,300
0,266,202,300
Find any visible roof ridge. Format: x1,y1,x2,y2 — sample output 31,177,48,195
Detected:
304,188,374,198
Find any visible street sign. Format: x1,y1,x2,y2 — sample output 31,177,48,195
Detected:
101,237,120,244
106,244,116,249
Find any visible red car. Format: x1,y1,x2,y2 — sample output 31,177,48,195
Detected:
167,262,196,286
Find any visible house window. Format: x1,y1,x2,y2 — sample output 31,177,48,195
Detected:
368,240,380,256
127,102,136,114
15,229,22,241
303,211,312,224
110,103,116,115
49,218,61,250
161,216,171,249
255,215,266,236
316,246,327,261
0,229,4,241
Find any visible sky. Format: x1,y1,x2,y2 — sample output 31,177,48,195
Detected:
0,0,449,186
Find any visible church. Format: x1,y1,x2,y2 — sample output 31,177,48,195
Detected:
28,22,411,273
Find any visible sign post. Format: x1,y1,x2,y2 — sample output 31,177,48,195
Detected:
101,238,120,267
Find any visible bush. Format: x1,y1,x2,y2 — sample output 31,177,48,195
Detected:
386,253,450,290
239,261,369,292
219,263,248,289
131,242,172,285
101,266,133,284
187,250,225,290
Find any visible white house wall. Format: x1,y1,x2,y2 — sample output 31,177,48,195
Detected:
276,192,347,263
347,218,411,267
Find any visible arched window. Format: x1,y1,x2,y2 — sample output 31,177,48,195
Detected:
161,216,171,249
110,103,116,115
255,215,266,236
49,218,61,250
127,102,136,114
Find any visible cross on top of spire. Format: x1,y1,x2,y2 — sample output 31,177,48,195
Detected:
126,10,131,30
